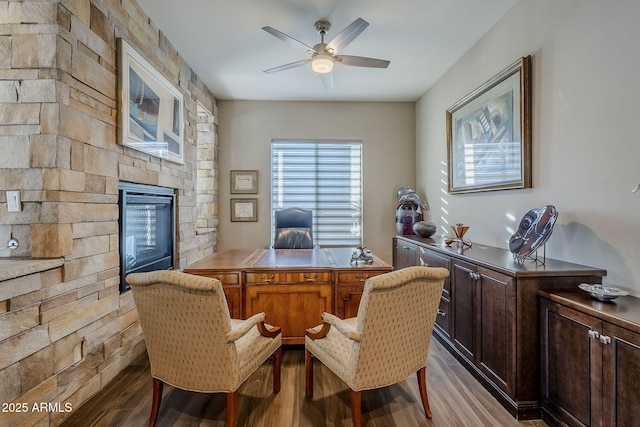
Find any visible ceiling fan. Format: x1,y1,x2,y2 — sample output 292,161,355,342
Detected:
262,18,390,89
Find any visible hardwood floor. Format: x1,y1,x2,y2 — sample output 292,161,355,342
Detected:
61,339,548,427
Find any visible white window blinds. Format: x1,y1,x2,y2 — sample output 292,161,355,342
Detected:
271,140,363,247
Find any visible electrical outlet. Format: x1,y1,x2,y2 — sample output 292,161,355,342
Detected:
7,191,20,212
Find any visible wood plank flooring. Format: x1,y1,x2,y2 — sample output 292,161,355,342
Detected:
61,339,548,427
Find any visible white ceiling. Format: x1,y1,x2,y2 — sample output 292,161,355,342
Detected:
136,0,517,102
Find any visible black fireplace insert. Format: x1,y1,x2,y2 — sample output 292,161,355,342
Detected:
118,182,176,293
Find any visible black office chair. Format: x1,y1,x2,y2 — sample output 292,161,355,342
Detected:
273,207,314,249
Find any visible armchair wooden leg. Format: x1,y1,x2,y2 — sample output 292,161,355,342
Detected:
417,366,432,418
305,349,314,398
273,347,282,393
350,390,362,427
149,378,163,427
226,391,238,427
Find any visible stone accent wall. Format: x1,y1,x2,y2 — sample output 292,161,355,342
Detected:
0,1,218,426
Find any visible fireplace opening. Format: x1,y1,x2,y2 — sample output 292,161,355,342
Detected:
118,182,176,293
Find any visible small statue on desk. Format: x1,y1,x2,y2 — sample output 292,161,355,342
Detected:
350,247,373,264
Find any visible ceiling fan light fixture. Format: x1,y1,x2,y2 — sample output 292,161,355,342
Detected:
311,54,334,74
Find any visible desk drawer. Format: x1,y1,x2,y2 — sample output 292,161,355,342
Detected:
192,272,240,286
337,270,388,284
246,270,332,284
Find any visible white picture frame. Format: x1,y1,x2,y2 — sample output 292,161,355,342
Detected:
117,38,184,164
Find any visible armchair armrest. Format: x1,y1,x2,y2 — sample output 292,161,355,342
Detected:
258,322,281,338
306,312,362,342
226,312,266,342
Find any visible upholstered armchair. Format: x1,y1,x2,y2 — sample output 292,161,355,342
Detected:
305,266,449,427
273,207,314,249
126,270,282,427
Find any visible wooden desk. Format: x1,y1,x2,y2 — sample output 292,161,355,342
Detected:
183,248,392,344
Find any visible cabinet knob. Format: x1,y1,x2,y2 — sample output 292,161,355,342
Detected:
261,274,275,283
355,274,369,282
469,271,480,280
599,335,612,345
304,273,318,282
437,309,446,317
588,330,600,340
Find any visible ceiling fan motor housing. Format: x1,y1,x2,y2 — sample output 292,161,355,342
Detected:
314,20,331,35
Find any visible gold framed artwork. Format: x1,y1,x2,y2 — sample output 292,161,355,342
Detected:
446,55,532,194
117,38,184,164
230,170,258,194
230,198,258,222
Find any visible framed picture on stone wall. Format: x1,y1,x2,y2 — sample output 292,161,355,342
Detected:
117,38,184,164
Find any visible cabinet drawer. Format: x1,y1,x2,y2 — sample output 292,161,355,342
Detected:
418,246,451,295
337,270,388,284
246,270,332,284
435,297,451,337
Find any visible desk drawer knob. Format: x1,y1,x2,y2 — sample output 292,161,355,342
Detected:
355,274,370,282
304,273,318,282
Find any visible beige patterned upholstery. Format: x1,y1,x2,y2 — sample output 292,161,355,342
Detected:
126,270,282,427
305,266,449,427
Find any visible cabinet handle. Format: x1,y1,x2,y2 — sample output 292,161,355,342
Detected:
261,274,275,283
599,335,611,345
355,274,369,282
469,272,480,280
437,309,446,317
304,273,318,282
420,259,428,266
588,330,600,340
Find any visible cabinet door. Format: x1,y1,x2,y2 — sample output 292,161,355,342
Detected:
245,283,332,345
540,299,602,427
394,239,418,269
189,272,242,318
451,259,477,362
476,267,515,396
335,271,389,319
335,285,364,319
602,323,640,427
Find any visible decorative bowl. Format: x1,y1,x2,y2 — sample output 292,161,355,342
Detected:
578,283,629,301
412,221,437,238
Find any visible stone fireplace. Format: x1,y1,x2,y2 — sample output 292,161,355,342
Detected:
0,1,219,425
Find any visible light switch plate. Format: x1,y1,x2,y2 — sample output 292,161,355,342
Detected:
7,191,20,212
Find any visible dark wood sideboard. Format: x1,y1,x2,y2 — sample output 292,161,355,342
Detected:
183,248,392,345
539,290,640,427
393,235,607,420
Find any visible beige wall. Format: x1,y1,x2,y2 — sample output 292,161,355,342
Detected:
417,0,640,294
217,100,415,263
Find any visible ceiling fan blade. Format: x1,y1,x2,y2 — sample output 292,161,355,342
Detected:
334,55,390,68
262,26,316,53
263,59,311,74
321,73,334,89
325,18,369,54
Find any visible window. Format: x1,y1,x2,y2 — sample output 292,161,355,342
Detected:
271,140,363,247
